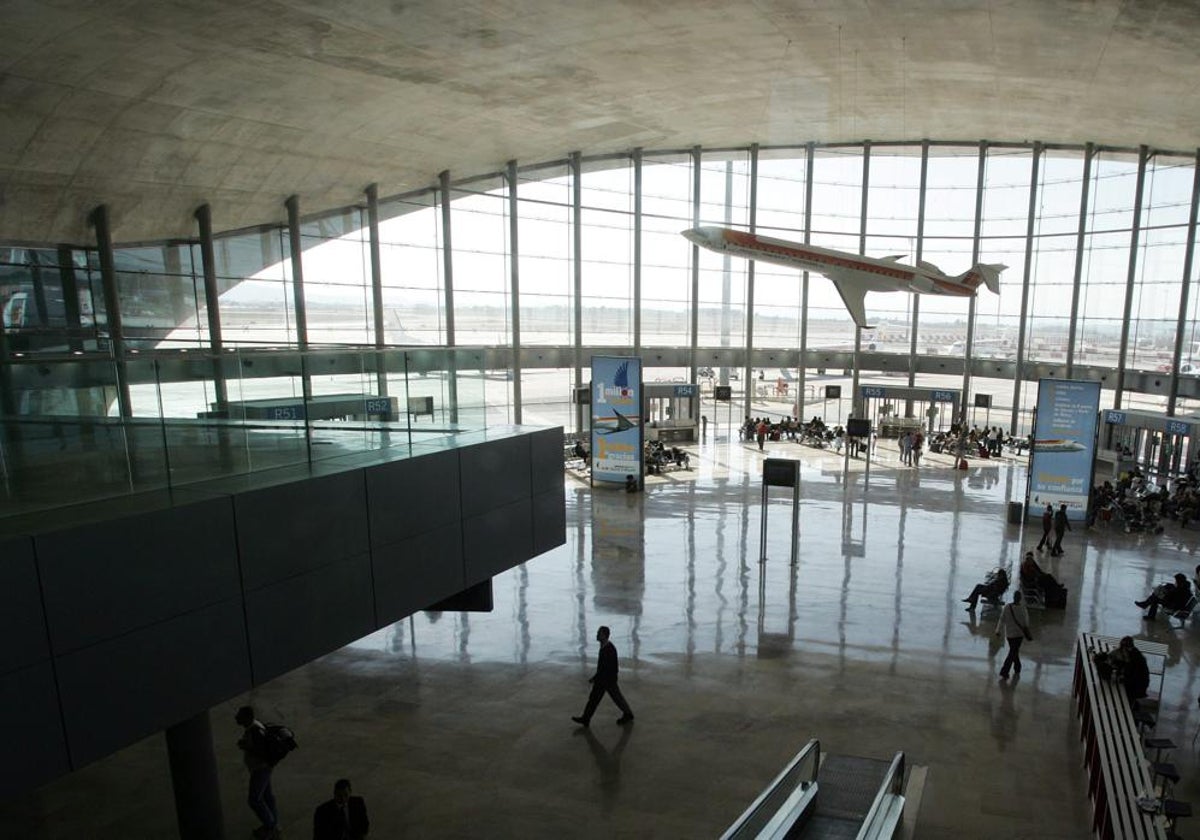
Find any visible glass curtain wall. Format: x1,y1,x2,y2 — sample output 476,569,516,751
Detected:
14,142,1200,475
377,190,444,345
862,147,921,341
1076,151,1139,368
697,152,750,349
808,147,865,345
580,157,634,346
447,176,510,346
754,149,807,352
298,208,372,347
516,163,573,346
640,154,693,347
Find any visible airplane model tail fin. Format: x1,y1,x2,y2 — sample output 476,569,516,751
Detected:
956,263,1006,296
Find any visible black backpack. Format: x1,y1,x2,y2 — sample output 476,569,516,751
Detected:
262,723,298,766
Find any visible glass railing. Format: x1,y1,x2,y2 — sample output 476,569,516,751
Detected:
0,346,493,520
720,739,821,840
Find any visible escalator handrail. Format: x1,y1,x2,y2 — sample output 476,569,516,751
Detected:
719,738,821,840
854,751,906,840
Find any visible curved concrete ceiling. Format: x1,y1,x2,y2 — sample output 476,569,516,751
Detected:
2,0,1199,245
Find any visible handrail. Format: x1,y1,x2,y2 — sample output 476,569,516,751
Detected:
720,739,821,840
854,751,906,840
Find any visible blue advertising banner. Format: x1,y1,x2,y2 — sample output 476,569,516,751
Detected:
591,356,643,484
1028,378,1101,522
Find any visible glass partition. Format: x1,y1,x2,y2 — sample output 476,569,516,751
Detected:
0,347,499,519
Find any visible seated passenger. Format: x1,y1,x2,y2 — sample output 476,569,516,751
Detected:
1135,572,1193,619
1020,551,1068,608
1109,636,1150,703
963,568,1009,611
573,440,589,463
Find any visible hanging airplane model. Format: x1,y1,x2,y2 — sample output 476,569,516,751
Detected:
681,226,1006,329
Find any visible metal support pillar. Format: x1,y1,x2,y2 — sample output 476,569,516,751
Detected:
1066,144,1094,377
960,141,986,417
571,152,583,435
907,141,929,404
439,171,459,423
798,143,814,422
89,204,132,418
633,148,643,354
1011,144,1042,434
690,145,701,384
507,161,523,423
746,144,759,415
1114,146,1149,410
366,184,388,398
285,195,313,459
195,204,228,411
165,709,225,840
1168,150,1200,416
852,142,871,417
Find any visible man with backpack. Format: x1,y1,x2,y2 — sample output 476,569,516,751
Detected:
236,705,295,839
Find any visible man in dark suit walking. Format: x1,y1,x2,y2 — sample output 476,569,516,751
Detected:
572,626,635,727
313,779,369,840
1036,503,1053,551
1051,503,1071,556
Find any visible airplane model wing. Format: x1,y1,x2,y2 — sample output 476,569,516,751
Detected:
830,277,874,329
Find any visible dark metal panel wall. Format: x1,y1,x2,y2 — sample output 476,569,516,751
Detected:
234,471,370,591
0,535,51,673
0,426,566,798
35,498,242,654
243,552,375,684
54,599,252,766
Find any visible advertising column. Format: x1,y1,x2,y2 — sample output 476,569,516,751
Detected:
1027,378,1101,521
590,356,644,486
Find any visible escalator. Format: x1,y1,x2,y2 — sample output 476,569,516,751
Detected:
721,740,908,840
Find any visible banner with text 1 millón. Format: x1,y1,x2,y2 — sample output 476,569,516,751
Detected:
1027,378,1101,522
591,356,643,484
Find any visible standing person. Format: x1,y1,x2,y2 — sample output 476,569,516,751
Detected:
1036,503,1053,552
313,778,370,840
755,419,767,452
996,590,1033,679
1051,503,1071,556
236,705,280,840
572,626,635,727
912,431,923,467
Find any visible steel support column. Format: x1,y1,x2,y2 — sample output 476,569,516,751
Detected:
366,184,388,397
1011,144,1042,434
691,145,701,385
89,204,132,418
1066,144,1095,376
908,141,929,398
852,142,870,417
56,244,83,353
1114,146,1149,409
1168,150,1200,416
439,170,459,423
633,148,643,354
165,710,225,840
507,160,523,423
571,152,583,435
746,144,759,418
960,141,987,417
195,204,228,411
798,143,814,421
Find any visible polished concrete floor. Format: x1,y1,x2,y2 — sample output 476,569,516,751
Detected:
5,435,1200,839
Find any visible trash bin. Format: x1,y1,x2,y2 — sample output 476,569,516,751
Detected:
1007,501,1023,524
